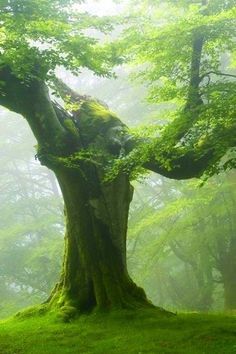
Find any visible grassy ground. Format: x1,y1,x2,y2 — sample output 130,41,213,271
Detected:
0,308,235,354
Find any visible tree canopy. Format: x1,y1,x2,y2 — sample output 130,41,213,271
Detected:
0,0,118,81
117,0,236,179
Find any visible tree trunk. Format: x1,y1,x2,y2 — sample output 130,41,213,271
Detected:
223,278,236,311
218,233,236,311
222,248,236,311
47,163,151,314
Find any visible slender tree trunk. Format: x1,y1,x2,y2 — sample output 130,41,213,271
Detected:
222,242,236,311
223,277,236,311
47,163,151,314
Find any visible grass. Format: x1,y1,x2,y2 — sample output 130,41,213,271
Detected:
0,308,235,353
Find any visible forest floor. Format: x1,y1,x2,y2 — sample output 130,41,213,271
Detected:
0,308,235,353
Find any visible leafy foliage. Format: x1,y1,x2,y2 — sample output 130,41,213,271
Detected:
0,0,120,82
117,0,236,177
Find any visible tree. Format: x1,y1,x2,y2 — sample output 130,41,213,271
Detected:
128,172,236,312
0,0,235,315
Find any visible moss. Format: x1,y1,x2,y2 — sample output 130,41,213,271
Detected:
15,304,49,319
63,118,80,138
83,101,116,121
77,100,123,145
1,310,236,353
57,306,78,322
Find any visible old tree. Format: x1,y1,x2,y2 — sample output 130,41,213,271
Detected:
0,0,235,314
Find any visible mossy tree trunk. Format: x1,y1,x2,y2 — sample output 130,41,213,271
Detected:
0,69,154,314
47,164,150,312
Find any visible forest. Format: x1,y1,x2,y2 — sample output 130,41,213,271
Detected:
0,0,235,353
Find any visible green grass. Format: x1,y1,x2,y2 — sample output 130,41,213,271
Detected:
0,308,235,353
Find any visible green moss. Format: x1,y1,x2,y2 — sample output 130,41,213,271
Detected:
57,306,78,323
78,101,122,145
84,101,116,121
0,310,235,353
63,119,80,138
15,304,49,319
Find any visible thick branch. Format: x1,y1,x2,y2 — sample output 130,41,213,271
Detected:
52,79,234,181
53,77,109,109
124,109,236,179
52,77,86,103
0,67,67,151
1,69,231,181
143,149,213,179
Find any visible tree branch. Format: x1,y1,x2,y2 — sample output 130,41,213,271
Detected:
1,69,233,181
143,149,214,179
52,77,86,103
53,76,109,109
201,71,236,81
0,67,67,152
53,79,210,182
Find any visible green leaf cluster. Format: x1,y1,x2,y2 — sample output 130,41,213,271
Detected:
0,0,120,81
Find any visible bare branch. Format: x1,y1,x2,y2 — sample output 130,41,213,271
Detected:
201,71,236,81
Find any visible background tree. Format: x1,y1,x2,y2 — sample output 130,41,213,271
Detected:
128,172,236,312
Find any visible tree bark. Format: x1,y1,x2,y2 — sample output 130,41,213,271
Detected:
47,164,151,314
